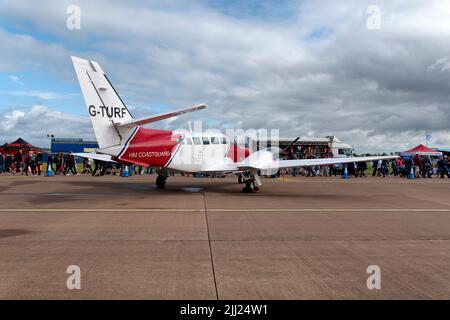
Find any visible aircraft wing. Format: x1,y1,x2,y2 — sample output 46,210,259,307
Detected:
237,155,398,171
74,153,117,163
201,162,240,173
115,104,207,127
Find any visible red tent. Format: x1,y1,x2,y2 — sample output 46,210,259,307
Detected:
0,138,41,156
401,144,443,156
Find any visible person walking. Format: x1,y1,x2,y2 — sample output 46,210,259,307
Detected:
92,159,99,176
24,152,31,176
64,152,78,175
391,159,398,176
29,152,37,176
371,160,378,176
14,151,22,174
47,154,56,174
0,152,4,173
396,157,405,177
357,161,367,177
327,164,333,176
36,152,42,175
55,153,62,174
352,162,358,178
422,156,432,178
413,154,421,178
5,154,12,173
380,159,388,177
92,159,106,176
82,158,92,174
405,157,413,178
438,156,449,178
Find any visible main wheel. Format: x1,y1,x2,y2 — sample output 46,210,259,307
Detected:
242,180,255,193
156,175,167,189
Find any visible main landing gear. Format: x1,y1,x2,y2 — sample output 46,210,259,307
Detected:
242,180,260,193
240,172,261,193
156,174,167,189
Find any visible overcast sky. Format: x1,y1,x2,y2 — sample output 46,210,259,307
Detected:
0,0,449,152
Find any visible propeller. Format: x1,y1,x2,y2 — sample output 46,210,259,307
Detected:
282,137,300,153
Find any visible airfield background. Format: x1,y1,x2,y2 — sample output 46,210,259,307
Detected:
50,138,99,154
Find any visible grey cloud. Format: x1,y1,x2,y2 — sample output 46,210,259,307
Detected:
0,105,93,147
0,0,449,152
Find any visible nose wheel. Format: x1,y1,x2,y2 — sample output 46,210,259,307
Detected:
156,174,167,189
242,179,260,193
241,172,262,193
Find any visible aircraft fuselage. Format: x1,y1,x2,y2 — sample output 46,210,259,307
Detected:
117,127,250,173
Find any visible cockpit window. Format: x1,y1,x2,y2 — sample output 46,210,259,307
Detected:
211,137,220,144
220,137,227,144
184,137,193,145
192,137,202,145
202,137,210,145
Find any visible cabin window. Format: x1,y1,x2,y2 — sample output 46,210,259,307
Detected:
202,137,210,145
192,137,202,145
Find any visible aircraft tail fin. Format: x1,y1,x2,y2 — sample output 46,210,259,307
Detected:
71,56,134,149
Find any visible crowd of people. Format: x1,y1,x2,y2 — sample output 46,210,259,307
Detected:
363,155,449,178
280,146,450,179
0,151,43,175
1,150,449,179
0,150,155,177
46,152,152,176
375,154,450,179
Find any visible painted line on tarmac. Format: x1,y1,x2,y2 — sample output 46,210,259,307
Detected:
0,208,203,212
269,178,450,184
208,208,450,212
0,208,449,213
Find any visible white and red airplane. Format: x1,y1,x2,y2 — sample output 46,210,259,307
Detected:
72,56,397,192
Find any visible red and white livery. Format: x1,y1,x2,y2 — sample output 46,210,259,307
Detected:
72,56,397,192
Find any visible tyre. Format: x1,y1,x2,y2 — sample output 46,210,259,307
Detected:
242,180,255,193
156,175,167,189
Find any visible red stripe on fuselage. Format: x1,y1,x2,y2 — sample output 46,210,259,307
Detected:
227,144,251,163
119,127,180,167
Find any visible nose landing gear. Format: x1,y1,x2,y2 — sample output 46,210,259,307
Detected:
241,172,261,193
242,180,260,193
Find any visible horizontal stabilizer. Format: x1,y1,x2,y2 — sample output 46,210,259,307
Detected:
115,104,207,127
74,153,117,163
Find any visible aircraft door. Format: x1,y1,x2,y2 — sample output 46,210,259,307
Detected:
192,137,203,166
